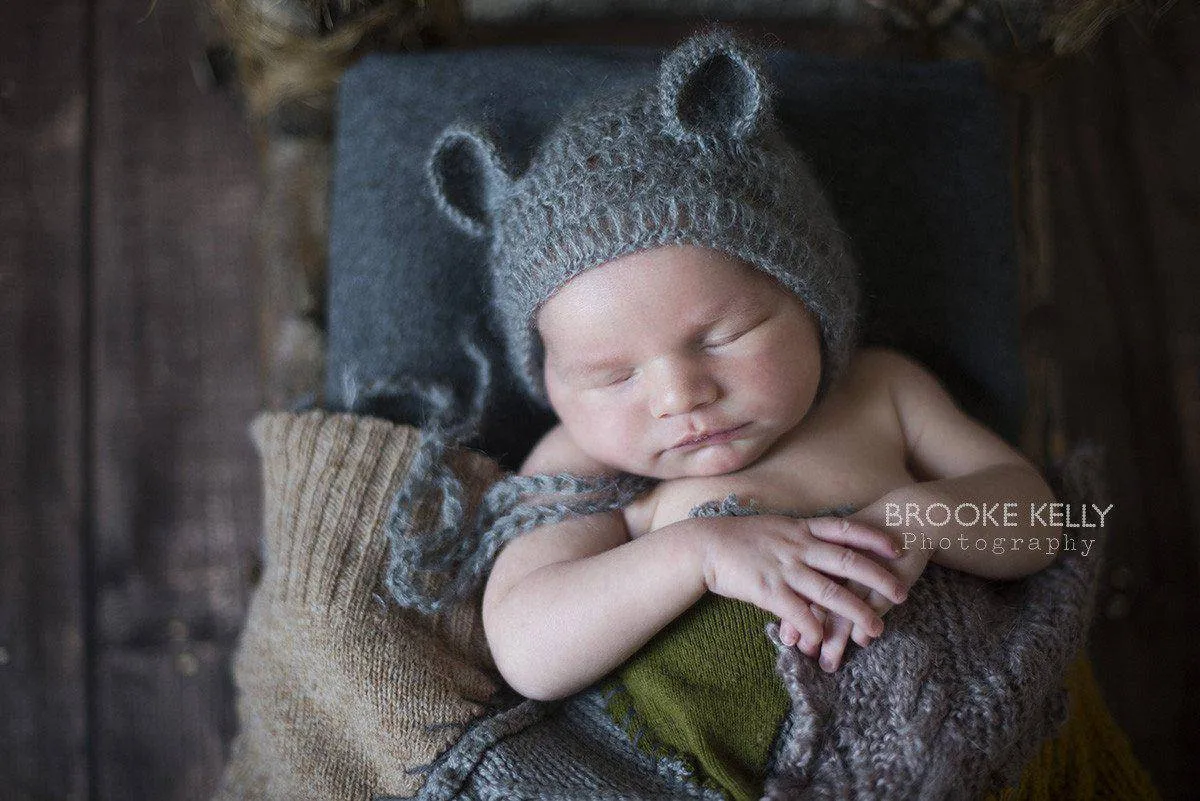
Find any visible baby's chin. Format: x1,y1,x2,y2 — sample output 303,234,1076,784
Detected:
638,440,766,480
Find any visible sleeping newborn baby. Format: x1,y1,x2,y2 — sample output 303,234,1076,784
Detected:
428,28,1061,799
495,237,1060,682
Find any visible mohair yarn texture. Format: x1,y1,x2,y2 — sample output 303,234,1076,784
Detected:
213,411,1161,800
427,29,861,403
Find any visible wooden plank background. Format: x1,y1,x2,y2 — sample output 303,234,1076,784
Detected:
3,1,261,799
1,1,1196,799
88,1,262,799
1,1,89,799
1034,7,1200,797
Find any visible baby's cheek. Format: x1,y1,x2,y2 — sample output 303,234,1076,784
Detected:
746,355,817,417
607,417,649,463
578,404,645,466
731,360,789,407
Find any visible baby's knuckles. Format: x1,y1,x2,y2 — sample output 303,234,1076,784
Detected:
698,516,821,602
688,515,833,645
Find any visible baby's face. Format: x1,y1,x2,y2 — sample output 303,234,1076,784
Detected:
537,245,822,480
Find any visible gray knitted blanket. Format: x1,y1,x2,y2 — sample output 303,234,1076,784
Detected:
379,428,1104,800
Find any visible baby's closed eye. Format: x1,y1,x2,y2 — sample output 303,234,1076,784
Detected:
597,369,636,388
700,314,769,351
701,327,750,350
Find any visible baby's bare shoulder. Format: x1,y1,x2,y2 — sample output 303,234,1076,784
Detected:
836,346,949,415
848,346,1032,478
847,345,969,418
521,425,661,540
845,346,931,387
814,346,917,423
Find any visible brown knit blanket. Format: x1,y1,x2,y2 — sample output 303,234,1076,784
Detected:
214,411,1106,800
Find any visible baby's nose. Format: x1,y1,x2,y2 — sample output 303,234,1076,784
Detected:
649,360,719,418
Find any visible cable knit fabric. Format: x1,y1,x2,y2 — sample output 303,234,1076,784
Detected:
426,29,861,403
754,451,1115,799
643,494,1104,799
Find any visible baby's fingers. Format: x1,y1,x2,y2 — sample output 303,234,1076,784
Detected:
820,580,874,672
786,567,884,638
819,616,853,672
771,594,825,655
779,620,812,655
806,517,901,561
819,614,855,673
802,540,907,605
845,587,896,649
863,588,895,617
781,606,828,657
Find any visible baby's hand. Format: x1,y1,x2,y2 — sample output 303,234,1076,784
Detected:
697,515,908,658
811,538,931,673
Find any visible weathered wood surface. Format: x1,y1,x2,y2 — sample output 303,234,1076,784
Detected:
0,2,90,800
89,0,261,798
2,2,1196,799
1021,4,1200,797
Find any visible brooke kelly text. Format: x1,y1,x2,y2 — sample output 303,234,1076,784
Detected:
885,502,1113,529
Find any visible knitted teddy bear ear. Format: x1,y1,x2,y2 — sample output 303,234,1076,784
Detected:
427,125,513,238
658,29,768,145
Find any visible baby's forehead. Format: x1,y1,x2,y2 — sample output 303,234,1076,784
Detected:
540,255,808,347
547,244,786,304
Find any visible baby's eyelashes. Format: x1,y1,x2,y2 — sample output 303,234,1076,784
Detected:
598,369,636,388
699,318,766,351
566,365,637,389
701,328,747,349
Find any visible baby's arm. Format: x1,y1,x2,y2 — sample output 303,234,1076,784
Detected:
483,424,710,701
857,348,1062,578
810,348,1062,671
483,424,906,700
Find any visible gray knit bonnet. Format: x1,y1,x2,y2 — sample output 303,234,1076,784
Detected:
428,29,860,404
